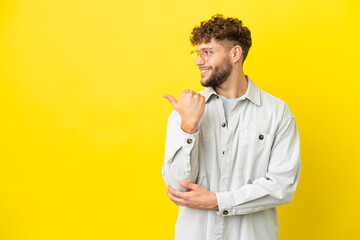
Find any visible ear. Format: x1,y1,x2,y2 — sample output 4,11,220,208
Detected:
231,45,243,64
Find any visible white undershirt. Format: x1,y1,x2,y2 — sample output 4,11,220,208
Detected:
218,94,243,125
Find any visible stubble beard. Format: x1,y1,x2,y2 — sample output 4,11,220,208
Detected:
201,56,233,88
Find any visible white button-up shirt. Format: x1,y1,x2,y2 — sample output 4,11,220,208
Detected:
162,76,301,240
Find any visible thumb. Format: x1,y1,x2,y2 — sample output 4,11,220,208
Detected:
179,180,196,190
163,94,178,108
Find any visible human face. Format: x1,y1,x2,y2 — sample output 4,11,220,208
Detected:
195,40,233,88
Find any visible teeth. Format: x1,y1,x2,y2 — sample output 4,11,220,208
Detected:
201,70,208,72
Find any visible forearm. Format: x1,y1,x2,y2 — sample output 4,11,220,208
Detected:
216,116,301,216
162,141,199,191
162,110,200,191
215,166,300,215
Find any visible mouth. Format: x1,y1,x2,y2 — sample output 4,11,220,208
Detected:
200,67,211,78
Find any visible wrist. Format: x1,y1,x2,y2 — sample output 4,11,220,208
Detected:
211,192,219,210
181,121,198,134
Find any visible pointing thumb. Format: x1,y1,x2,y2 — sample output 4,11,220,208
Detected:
163,94,178,108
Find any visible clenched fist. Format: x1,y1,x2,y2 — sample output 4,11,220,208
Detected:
164,89,206,134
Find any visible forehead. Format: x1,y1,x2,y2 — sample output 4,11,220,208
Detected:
197,39,223,50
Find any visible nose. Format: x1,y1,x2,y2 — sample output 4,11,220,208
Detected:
195,56,205,66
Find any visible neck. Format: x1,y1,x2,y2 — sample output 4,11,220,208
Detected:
214,67,248,99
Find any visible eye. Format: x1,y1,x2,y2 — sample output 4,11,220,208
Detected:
206,49,214,55
199,49,207,56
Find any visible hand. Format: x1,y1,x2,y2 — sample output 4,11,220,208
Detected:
164,90,206,134
166,180,218,210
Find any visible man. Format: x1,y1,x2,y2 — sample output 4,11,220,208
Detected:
162,14,301,240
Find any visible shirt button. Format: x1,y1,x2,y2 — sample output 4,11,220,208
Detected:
187,138,193,144
259,134,264,140
223,210,229,215
222,122,226,128
222,151,225,155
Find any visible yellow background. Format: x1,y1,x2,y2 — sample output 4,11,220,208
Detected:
1,0,359,239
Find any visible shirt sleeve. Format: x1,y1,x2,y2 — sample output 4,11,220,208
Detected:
161,110,200,192
215,107,301,216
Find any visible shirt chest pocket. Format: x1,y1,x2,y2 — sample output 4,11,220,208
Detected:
236,128,275,178
240,128,275,147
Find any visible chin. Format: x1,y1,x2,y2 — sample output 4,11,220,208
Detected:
201,79,209,87
201,76,210,86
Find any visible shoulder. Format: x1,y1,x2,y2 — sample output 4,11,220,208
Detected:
260,89,295,121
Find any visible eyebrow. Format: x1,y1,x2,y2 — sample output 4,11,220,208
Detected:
197,47,217,51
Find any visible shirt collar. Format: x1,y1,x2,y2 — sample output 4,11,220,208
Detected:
202,75,262,106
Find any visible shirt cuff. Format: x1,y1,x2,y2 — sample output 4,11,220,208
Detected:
178,127,199,154
215,191,234,216
215,191,267,216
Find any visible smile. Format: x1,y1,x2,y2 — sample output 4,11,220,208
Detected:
201,69,211,78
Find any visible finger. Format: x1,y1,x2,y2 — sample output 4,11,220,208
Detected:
197,93,205,100
180,89,190,100
163,95,178,108
167,187,186,206
168,185,189,199
196,93,205,102
179,180,197,190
